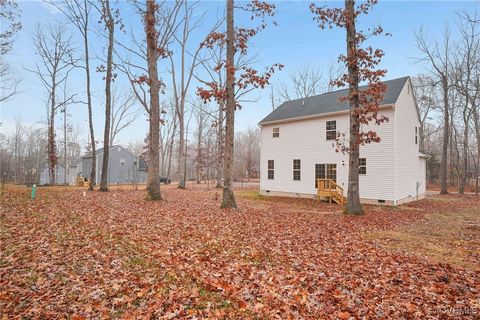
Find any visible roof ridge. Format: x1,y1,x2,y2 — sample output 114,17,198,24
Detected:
281,76,410,105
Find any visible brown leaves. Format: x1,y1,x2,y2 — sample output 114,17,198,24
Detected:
1,187,479,318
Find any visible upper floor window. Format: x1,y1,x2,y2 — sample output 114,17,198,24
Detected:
415,126,418,145
326,121,336,140
359,158,366,175
293,159,301,181
273,127,279,138
120,158,125,166
268,160,274,179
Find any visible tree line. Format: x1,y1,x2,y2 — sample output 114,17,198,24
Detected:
2,0,479,214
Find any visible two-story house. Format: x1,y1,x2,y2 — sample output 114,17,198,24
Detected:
259,76,428,205
82,145,147,185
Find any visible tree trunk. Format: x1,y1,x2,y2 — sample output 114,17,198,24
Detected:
145,0,161,200
178,115,186,188
216,101,225,188
221,0,237,209
166,120,176,179
99,0,114,192
63,105,67,185
48,98,56,185
84,19,96,190
440,77,449,194
459,110,469,194
196,112,203,184
345,0,363,215
473,108,480,195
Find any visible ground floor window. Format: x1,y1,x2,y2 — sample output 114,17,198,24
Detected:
293,159,301,180
268,160,274,179
315,163,337,188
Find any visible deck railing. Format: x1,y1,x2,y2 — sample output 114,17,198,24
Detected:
316,179,344,196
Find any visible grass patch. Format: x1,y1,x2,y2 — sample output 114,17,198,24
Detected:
236,190,265,200
128,256,146,267
367,208,480,270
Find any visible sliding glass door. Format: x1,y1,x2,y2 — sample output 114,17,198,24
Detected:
315,163,337,188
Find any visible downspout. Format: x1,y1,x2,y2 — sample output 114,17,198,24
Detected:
393,103,397,206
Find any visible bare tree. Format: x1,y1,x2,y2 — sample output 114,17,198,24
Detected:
197,1,281,209
115,0,182,199
277,63,341,102
46,0,97,190
144,0,164,200
453,11,480,194
109,88,142,146
415,25,453,194
98,0,116,191
412,75,440,150
234,128,260,180
12,117,24,184
192,100,212,183
160,98,177,178
169,0,220,189
196,43,226,188
29,24,76,185
0,60,21,103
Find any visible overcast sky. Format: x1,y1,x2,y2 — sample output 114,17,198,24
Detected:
1,0,479,149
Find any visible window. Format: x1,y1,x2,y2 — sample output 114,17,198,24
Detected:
359,158,366,175
120,158,125,166
326,121,336,140
326,164,337,181
315,163,337,188
315,164,325,188
415,126,418,145
293,159,301,181
273,127,279,138
268,160,274,179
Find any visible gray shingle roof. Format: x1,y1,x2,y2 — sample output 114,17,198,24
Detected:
82,145,124,158
259,76,409,124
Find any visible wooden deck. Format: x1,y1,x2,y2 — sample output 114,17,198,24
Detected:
317,179,346,205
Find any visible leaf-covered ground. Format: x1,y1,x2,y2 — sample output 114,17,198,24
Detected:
1,186,479,319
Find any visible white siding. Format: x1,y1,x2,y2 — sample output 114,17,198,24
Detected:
393,80,426,202
260,108,396,202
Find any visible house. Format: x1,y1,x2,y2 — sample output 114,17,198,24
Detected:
39,164,66,185
82,145,147,185
258,76,428,205
67,158,82,185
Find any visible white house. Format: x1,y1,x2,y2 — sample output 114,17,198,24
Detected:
259,76,428,205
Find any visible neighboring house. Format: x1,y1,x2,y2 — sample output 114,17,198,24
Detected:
67,158,82,185
39,165,66,185
82,145,147,185
259,76,428,205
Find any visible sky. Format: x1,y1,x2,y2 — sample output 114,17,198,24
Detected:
1,0,479,149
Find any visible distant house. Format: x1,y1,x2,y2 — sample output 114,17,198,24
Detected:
81,146,147,185
259,76,428,205
82,145,147,185
39,165,66,185
64,158,82,185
